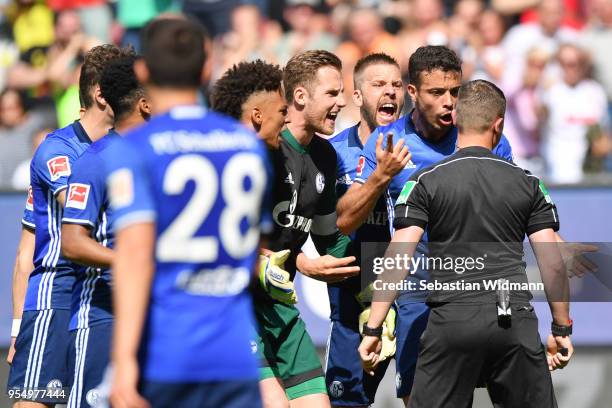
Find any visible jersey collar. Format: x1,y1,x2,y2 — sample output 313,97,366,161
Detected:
72,120,92,144
281,128,309,154
348,123,363,149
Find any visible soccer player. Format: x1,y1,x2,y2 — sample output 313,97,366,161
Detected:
107,18,270,408
7,44,134,408
337,45,514,405
210,59,288,149
242,50,360,408
326,53,408,408
61,56,150,408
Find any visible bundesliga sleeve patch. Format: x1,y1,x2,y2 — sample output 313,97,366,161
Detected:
47,156,71,181
66,183,91,210
26,185,34,211
356,156,365,177
108,168,134,209
396,180,416,205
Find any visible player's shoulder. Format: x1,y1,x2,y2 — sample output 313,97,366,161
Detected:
311,134,337,159
328,124,354,146
31,124,77,163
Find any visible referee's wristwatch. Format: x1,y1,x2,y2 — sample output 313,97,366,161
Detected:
551,319,573,337
362,324,383,338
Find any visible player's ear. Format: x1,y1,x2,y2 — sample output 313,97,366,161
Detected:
251,107,263,130
352,89,363,107
493,117,504,141
407,83,417,104
139,98,152,119
293,86,307,107
451,109,457,126
93,86,107,108
134,59,149,85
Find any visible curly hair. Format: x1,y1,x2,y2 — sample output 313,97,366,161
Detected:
408,46,462,87
79,44,136,109
211,60,283,120
283,50,342,103
99,56,144,122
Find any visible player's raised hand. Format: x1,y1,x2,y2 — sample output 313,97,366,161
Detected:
110,358,150,408
359,335,382,376
374,132,411,179
297,254,360,283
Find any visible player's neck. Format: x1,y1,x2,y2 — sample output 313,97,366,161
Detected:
286,112,314,147
411,108,448,142
80,108,113,142
456,132,494,150
145,86,199,116
115,114,145,135
357,120,373,146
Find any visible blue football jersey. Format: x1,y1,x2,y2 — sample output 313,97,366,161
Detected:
328,124,391,320
355,114,514,299
106,105,271,382
25,122,93,311
62,130,120,331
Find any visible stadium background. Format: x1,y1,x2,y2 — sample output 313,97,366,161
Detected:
0,0,611,407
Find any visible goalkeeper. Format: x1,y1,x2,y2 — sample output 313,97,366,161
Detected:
211,55,359,408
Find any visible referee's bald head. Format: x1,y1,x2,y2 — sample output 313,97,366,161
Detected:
455,80,506,134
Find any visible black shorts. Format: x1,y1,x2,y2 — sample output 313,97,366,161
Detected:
411,303,557,408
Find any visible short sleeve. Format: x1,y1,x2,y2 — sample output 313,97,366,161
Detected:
22,185,35,230
527,178,560,235
62,157,104,228
493,134,514,163
31,140,77,196
393,177,429,230
106,138,156,231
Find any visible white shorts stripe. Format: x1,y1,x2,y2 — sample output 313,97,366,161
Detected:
23,310,46,388
31,309,53,388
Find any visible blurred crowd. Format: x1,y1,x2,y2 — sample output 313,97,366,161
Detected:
0,0,611,190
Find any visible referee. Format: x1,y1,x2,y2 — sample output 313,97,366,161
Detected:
358,79,573,407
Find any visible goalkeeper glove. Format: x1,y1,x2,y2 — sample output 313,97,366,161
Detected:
259,250,297,304
359,306,397,362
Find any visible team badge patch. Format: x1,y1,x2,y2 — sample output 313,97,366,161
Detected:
396,180,417,205
46,156,71,181
329,381,344,398
66,183,91,210
356,156,365,177
26,185,34,211
315,172,325,194
108,168,134,209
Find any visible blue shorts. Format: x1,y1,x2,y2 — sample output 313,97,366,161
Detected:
325,301,429,405
67,322,112,408
139,379,262,408
7,309,71,403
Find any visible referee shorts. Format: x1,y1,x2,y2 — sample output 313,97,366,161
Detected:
411,303,557,408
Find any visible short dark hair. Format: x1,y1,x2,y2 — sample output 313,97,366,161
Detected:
408,46,462,87
99,56,144,122
140,18,206,88
211,60,283,120
456,79,506,133
284,50,342,103
353,52,400,89
79,45,136,109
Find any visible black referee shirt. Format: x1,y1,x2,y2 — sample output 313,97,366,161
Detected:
393,146,560,303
